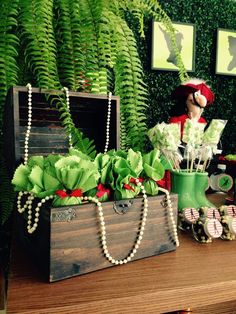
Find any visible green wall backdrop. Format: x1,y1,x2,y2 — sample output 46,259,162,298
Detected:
131,0,236,154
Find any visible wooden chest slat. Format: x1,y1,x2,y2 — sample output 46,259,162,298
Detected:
3,86,120,174
16,194,178,282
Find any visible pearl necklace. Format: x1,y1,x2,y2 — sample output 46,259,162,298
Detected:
104,92,112,153
16,83,35,232
62,87,73,149
159,187,179,247
83,178,148,264
27,195,54,234
17,83,55,234
24,83,32,164
62,87,112,153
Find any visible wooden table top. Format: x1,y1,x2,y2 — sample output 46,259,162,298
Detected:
7,230,236,314
7,193,236,313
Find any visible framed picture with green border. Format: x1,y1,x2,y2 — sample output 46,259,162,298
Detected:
151,21,195,72
216,28,236,76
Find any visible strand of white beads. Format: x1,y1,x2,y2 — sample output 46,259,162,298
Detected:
104,92,112,153
159,187,179,247
62,87,73,149
27,195,54,234
83,178,148,264
17,192,33,213
17,84,34,217
24,83,32,164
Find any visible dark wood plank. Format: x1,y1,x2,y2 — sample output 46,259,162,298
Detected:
16,194,178,281
3,86,120,174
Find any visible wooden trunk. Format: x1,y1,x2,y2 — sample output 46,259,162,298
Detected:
16,194,178,282
3,86,120,175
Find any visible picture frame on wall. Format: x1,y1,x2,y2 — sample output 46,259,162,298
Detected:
216,28,236,76
151,21,196,72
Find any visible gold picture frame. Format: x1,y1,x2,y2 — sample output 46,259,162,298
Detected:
216,28,236,76
151,21,195,72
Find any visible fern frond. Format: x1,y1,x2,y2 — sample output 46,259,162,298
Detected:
109,12,148,152
0,0,19,134
77,0,108,94
54,0,108,94
18,0,60,89
54,0,84,91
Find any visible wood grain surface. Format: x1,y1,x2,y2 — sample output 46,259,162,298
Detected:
7,229,236,314
3,86,120,175
7,193,236,313
16,194,178,281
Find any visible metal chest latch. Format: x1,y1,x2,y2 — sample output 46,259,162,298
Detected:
113,200,133,215
51,208,76,222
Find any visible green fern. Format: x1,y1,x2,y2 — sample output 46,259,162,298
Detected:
109,12,148,152
0,0,19,135
0,0,19,227
19,0,60,89
54,0,108,94
54,0,84,91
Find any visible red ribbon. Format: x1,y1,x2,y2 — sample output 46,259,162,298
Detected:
70,189,83,197
123,183,135,192
96,183,110,198
129,177,143,184
55,189,83,198
156,179,166,188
